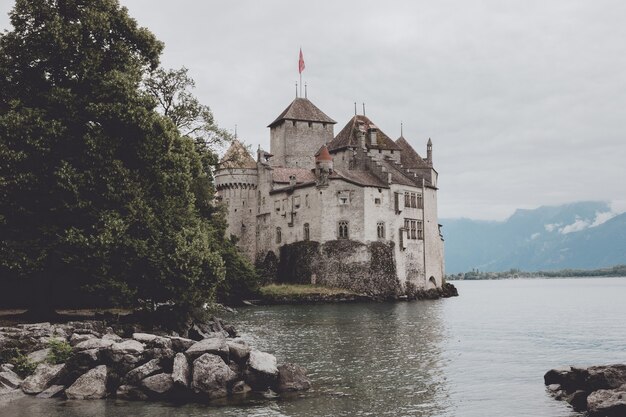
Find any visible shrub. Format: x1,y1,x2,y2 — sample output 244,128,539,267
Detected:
10,352,37,377
47,339,73,364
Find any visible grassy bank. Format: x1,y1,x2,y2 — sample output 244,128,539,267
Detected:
256,284,371,304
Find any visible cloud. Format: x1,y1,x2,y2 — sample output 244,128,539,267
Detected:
559,209,622,234
544,223,561,232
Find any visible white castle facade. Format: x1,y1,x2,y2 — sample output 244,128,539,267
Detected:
215,95,445,292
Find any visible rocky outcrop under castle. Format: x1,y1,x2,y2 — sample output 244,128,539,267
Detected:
0,320,310,403
544,364,626,416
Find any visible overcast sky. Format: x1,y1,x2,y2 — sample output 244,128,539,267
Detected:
2,0,625,220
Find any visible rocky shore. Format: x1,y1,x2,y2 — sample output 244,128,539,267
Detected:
544,364,626,416
0,319,310,404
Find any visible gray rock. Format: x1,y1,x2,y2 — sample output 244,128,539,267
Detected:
245,350,278,391
586,365,626,391
0,364,15,372
231,380,252,395
227,341,251,363
276,363,311,392
69,333,96,346
567,389,589,412
36,384,65,398
172,353,190,388
27,348,50,363
185,337,229,361
65,365,108,400
132,333,159,343
74,338,114,351
110,340,144,355
116,384,148,401
122,359,162,385
21,363,64,394
169,336,195,352
141,373,174,396
587,385,626,416
132,333,172,349
61,348,101,385
0,370,23,389
102,333,122,342
191,353,237,399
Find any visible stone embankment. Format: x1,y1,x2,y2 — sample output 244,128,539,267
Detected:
544,364,626,416
0,319,310,403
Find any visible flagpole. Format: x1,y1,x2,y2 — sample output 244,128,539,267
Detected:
299,73,302,98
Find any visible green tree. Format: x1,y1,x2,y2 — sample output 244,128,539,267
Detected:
144,67,259,304
0,0,225,317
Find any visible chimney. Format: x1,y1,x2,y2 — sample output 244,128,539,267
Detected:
369,128,377,146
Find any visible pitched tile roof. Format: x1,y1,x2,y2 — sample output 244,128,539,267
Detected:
218,140,257,169
379,158,426,188
271,167,317,184
328,115,402,152
395,136,430,169
268,98,336,127
334,169,388,188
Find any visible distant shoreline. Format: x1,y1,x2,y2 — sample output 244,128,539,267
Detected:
447,265,626,281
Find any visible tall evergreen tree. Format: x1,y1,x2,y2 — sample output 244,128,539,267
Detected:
0,0,226,316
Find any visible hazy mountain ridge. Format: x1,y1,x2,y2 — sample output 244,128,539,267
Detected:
442,202,626,273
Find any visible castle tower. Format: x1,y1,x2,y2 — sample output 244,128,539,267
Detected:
268,97,336,168
426,138,433,165
214,140,258,259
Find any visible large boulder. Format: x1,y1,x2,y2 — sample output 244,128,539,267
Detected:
244,349,278,391
121,359,162,385
172,353,190,388
36,385,65,399
27,348,50,363
587,385,626,416
586,365,626,391
65,365,108,400
141,373,174,397
185,337,229,362
74,338,114,352
169,336,195,352
69,333,96,347
191,353,237,399
0,369,23,389
61,348,101,386
110,340,144,355
133,333,173,349
276,363,311,392
21,363,64,394
227,341,251,363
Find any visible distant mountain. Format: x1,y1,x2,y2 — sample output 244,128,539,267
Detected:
441,201,626,273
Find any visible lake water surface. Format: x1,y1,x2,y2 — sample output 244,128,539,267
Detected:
4,278,626,416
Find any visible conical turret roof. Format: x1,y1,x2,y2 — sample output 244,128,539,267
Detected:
315,144,332,161
218,140,257,169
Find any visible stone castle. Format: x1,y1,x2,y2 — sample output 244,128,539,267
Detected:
215,94,445,296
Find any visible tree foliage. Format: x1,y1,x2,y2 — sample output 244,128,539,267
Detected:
0,0,250,315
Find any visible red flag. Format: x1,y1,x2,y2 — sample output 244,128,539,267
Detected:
298,48,305,74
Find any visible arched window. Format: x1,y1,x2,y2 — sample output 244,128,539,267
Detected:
304,223,310,241
338,221,349,239
377,222,385,239
276,227,282,244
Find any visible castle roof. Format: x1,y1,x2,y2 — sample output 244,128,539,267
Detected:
268,97,336,128
272,167,316,184
395,136,430,169
328,115,402,152
315,144,332,161
218,140,257,169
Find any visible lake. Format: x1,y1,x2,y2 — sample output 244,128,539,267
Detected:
3,278,626,416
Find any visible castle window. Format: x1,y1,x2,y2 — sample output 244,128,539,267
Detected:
323,123,327,128
304,223,310,241
410,193,416,208
305,194,309,207
294,196,301,209
404,218,418,239
417,193,423,209
274,200,280,212
282,198,287,211
394,192,402,214
308,122,312,128
292,121,296,126
258,191,261,206
276,227,282,244
225,198,230,206
338,221,349,239
377,222,385,239
374,198,381,205
417,220,424,240
404,192,410,208
243,200,245,206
